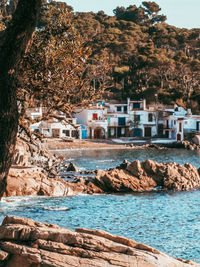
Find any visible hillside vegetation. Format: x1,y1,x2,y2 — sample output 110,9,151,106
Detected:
1,0,200,112
73,2,200,111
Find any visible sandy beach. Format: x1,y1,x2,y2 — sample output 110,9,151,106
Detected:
44,138,127,151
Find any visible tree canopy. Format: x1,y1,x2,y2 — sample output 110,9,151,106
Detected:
72,1,200,111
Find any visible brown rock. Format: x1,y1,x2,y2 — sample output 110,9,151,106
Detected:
5,166,74,197
0,216,199,267
126,160,146,177
95,168,157,193
93,160,200,193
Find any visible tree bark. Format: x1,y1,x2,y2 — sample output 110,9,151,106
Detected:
0,0,41,197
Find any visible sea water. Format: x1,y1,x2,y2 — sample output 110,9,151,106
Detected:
1,148,200,262
57,147,200,170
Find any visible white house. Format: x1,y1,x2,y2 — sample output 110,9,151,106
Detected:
26,107,43,120
39,118,81,139
128,99,158,138
74,104,108,138
162,106,197,141
183,113,200,134
104,100,129,138
27,100,200,142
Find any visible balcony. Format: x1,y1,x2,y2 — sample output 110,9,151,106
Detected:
88,119,108,127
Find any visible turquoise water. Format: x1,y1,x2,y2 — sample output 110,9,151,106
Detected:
57,147,200,170
1,191,200,262
1,148,200,262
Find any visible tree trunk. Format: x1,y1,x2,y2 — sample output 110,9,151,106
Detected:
0,0,41,198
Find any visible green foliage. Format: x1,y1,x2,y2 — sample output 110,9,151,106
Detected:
72,2,199,111
15,4,110,122
1,0,199,112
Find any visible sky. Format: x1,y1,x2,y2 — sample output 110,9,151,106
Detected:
60,0,200,29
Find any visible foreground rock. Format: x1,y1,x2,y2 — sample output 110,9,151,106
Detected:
5,166,74,197
4,135,75,197
93,159,200,193
0,216,198,267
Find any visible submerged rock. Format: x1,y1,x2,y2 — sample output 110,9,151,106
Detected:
64,162,80,172
0,215,198,267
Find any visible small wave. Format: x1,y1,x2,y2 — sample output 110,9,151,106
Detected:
97,159,114,162
43,207,71,211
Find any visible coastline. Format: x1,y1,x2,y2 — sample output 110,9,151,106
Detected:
44,137,200,152
45,138,128,151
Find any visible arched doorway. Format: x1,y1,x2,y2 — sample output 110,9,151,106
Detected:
177,133,181,141
94,127,105,139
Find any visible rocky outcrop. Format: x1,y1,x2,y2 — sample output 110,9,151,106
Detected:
6,157,200,196
92,159,200,193
64,162,80,172
5,166,74,197
13,135,63,175
5,135,74,197
192,135,200,146
0,216,198,267
165,140,200,150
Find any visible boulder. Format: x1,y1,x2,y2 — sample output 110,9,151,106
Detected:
0,216,199,267
93,159,200,193
65,162,80,172
95,168,157,193
192,135,200,145
5,167,74,197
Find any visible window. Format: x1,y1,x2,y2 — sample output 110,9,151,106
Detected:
133,103,140,109
148,113,153,122
179,122,182,132
134,114,140,121
121,128,125,134
117,106,122,112
72,130,78,137
92,113,98,120
63,130,70,136
118,117,126,126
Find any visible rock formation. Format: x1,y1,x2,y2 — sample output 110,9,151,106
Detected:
192,135,200,146
4,135,73,197
0,216,199,267
5,166,74,197
6,157,200,196
93,159,200,193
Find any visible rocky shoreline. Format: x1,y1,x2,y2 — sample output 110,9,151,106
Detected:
0,215,199,267
4,136,199,197
6,158,200,197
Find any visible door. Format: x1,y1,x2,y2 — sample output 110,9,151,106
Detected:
52,129,60,137
145,127,151,137
117,127,122,137
171,131,176,139
82,130,87,139
177,133,181,141
94,128,104,139
134,128,141,137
